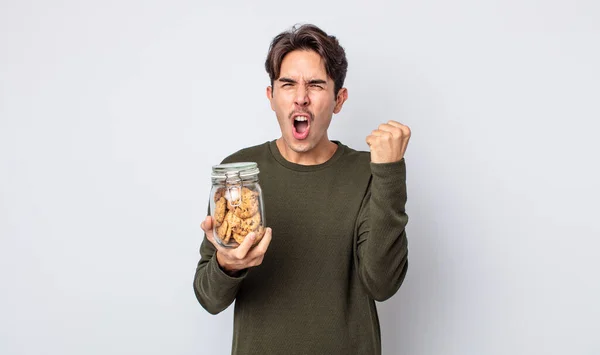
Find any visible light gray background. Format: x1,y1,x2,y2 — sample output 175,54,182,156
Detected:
1,1,599,354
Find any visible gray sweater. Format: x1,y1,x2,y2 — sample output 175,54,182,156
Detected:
194,140,409,354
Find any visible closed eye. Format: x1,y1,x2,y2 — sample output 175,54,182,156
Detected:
308,79,326,89
278,78,296,88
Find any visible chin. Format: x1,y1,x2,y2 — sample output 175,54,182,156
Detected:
284,136,313,153
290,142,313,153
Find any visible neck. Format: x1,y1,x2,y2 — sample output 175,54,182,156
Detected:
276,138,338,165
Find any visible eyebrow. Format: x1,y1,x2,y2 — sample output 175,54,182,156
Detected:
277,77,327,85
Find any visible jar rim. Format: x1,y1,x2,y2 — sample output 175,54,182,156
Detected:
211,162,259,179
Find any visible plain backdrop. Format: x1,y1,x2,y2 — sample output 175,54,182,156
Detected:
1,1,599,354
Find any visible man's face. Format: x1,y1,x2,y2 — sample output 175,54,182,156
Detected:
267,50,347,155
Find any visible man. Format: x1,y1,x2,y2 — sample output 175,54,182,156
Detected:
194,24,410,355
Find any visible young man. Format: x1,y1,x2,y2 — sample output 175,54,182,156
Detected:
194,24,411,355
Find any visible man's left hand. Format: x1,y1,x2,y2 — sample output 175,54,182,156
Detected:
366,120,411,163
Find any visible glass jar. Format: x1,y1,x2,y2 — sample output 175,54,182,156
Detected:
210,162,266,248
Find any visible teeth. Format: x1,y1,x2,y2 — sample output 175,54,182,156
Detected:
294,117,308,122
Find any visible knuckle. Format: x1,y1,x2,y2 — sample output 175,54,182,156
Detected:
255,245,267,255
234,252,244,261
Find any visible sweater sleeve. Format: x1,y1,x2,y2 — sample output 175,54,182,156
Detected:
193,154,249,314
193,222,248,315
355,158,409,301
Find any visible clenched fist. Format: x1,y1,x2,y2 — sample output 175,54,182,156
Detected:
366,120,411,163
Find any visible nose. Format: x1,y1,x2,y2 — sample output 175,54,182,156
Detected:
294,84,309,107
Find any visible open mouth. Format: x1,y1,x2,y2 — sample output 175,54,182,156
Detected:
292,114,311,140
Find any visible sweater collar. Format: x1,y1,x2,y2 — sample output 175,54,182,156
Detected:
268,140,346,172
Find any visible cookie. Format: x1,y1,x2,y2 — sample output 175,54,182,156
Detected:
214,186,264,247
214,197,227,227
232,212,261,236
225,210,242,235
229,187,259,219
232,232,245,245
214,187,225,202
232,225,266,246
216,219,229,243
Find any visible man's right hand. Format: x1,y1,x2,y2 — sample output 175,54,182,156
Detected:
201,216,272,276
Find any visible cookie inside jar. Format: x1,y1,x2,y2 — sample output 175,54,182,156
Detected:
211,164,265,247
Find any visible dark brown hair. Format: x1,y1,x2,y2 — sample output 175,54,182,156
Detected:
265,24,348,97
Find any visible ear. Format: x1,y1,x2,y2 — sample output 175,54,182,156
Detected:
333,88,348,114
266,86,274,111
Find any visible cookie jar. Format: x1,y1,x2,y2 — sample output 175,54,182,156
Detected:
210,162,266,248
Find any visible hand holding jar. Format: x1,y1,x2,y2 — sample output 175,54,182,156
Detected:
201,215,272,276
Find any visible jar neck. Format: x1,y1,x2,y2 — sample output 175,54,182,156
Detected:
212,175,259,185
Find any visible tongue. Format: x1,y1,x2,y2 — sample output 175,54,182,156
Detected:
295,121,308,133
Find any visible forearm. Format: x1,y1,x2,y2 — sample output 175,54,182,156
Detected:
356,159,409,301
193,237,246,314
